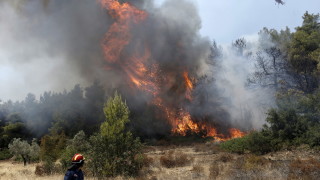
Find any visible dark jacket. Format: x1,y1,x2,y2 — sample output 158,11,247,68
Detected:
64,164,84,180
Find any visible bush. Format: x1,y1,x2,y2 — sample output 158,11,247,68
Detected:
246,131,275,154
0,148,13,160
220,135,249,154
35,161,61,176
40,132,66,162
220,131,275,155
60,131,90,171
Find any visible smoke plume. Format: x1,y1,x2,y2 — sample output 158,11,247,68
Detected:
0,0,273,137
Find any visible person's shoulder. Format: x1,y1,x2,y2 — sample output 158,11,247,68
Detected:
64,170,76,180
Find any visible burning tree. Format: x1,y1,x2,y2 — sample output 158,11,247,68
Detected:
98,0,246,140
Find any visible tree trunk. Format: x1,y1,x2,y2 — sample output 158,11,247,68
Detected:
21,155,27,166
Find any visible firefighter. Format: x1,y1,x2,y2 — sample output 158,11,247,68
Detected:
64,153,85,180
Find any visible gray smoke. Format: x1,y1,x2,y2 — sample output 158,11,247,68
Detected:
0,0,110,101
0,0,274,135
213,37,276,129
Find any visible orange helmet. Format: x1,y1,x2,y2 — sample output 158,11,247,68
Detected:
71,153,85,164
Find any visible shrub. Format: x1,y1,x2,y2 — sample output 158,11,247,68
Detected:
35,165,46,176
220,135,249,154
220,131,275,155
0,148,13,160
246,131,274,154
40,132,66,162
35,161,61,176
60,131,90,171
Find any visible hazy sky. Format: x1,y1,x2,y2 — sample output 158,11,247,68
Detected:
157,0,320,43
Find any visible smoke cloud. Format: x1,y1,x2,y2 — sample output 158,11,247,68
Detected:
0,0,110,101
0,0,274,135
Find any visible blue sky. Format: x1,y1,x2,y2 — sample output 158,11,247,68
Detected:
157,0,320,43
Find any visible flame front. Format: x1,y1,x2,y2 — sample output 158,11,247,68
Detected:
99,0,246,141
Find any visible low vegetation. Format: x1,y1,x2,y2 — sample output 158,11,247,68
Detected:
160,150,194,168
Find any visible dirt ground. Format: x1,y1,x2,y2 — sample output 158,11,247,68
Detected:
1,143,320,180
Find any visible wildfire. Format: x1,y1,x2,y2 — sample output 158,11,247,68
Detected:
229,128,246,138
100,0,148,63
183,71,193,101
99,0,246,141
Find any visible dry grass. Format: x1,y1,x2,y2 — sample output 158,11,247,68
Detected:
0,160,64,180
142,155,155,167
209,164,219,179
2,145,320,180
159,150,194,168
193,142,220,153
191,164,204,174
288,158,320,179
243,154,269,170
217,153,234,163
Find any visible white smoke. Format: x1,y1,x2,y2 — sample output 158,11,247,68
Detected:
213,34,276,129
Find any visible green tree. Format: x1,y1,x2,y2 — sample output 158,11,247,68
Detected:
60,131,90,170
88,92,143,177
289,12,320,93
8,138,30,166
8,138,39,166
100,91,129,138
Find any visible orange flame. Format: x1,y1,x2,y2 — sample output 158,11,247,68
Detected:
183,71,193,101
99,0,246,141
100,0,147,63
229,128,246,138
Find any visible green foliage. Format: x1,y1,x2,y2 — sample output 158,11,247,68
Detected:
288,12,320,92
100,91,129,138
40,132,66,162
220,135,249,154
88,92,143,177
30,139,40,162
220,131,276,155
8,138,40,165
0,148,13,160
60,131,90,170
0,122,30,148
258,89,320,149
